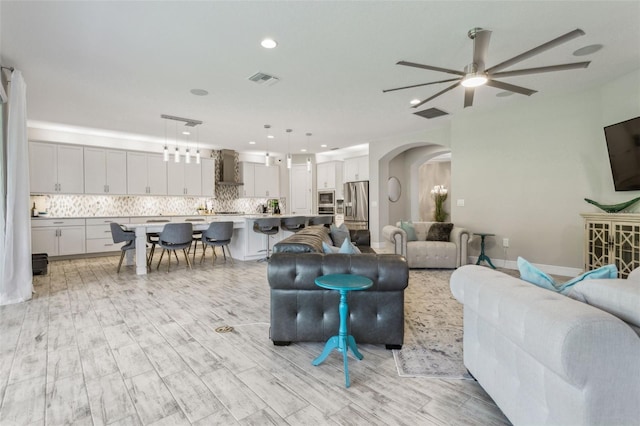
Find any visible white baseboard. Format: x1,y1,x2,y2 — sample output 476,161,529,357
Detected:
468,256,582,278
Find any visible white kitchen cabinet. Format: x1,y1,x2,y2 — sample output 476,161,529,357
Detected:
343,155,369,182
239,163,279,198
316,161,344,198
85,217,129,253
127,152,167,195
30,142,84,194
167,161,202,196
201,158,215,197
254,164,280,198
31,218,86,256
84,147,127,194
239,162,256,197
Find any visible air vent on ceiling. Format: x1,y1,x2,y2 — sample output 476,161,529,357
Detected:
248,72,280,86
413,108,449,119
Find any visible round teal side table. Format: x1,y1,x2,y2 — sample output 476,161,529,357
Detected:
312,273,373,388
474,232,496,269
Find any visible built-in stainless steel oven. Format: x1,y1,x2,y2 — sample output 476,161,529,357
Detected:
318,190,335,215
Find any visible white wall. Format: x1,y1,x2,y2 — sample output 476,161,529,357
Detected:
369,69,640,270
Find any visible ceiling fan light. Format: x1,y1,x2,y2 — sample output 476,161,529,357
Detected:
461,73,488,88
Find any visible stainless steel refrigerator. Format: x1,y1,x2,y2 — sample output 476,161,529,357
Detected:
343,181,369,230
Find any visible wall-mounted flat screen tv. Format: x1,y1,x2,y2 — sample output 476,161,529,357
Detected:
604,116,640,191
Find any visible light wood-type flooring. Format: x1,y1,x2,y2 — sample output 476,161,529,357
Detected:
0,249,510,425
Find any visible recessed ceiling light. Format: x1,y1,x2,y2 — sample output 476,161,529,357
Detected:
249,141,256,145
261,38,277,49
267,135,274,139
410,99,421,105
182,131,191,135
190,88,209,96
573,44,603,56
301,148,307,152
321,144,327,148
496,91,514,98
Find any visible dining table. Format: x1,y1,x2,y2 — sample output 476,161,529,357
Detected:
123,221,218,275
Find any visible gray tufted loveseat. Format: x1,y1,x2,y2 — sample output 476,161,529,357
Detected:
267,226,409,349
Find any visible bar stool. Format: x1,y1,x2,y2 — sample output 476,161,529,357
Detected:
201,221,234,265
252,217,280,262
110,223,135,273
307,215,333,227
281,216,307,233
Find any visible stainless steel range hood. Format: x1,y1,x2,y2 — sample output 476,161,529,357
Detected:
218,149,244,186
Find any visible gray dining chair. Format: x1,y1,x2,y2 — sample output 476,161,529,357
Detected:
155,222,193,272
185,217,206,262
252,217,281,262
146,219,171,267
110,222,135,273
201,221,234,265
281,216,307,233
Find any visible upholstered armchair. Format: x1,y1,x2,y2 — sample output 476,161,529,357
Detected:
382,221,469,268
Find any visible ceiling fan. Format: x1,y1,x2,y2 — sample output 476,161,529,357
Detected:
383,28,591,109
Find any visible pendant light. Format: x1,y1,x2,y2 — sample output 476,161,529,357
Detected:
173,121,180,163
286,128,292,169
264,124,271,166
163,119,169,161
306,132,312,172
184,131,191,164
195,127,201,164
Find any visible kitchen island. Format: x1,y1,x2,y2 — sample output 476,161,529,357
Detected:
32,214,331,274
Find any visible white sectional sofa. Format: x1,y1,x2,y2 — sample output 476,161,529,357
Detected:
382,221,469,268
450,265,640,426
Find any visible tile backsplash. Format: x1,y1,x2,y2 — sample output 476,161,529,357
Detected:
29,150,286,217
29,194,279,217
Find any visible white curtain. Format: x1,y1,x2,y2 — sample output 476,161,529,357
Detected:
1,70,32,305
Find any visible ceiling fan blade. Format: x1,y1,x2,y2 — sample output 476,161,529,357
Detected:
382,78,461,93
473,29,492,69
485,79,537,96
491,61,590,78
486,28,585,73
411,81,461,109
397,61,465,76
464,87,475,108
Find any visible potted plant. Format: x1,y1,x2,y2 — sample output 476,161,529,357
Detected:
431,185,448,222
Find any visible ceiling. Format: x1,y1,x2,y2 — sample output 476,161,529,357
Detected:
1,1,639,155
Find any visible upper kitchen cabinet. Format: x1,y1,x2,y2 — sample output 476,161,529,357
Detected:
84,147,127,194
344,156,369,182
30,142,84,194
316,161,344,198
127,152,167,195
167,161,202,196
239,162,279,198
239,162,255,197
201,157,215,197
254,164,279,198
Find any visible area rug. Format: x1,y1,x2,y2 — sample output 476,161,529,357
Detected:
393,269,472,379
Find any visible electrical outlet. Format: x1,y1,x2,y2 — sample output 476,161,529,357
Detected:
503,238,509,248
457,199,465,207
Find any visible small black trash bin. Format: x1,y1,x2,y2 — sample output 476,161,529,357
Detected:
32,253,49,275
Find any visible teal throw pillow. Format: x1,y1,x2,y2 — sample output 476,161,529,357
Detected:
330,223,350,247
338,238,361,254
400,221,418,241
558,264,618,293
517,257,557,291
518,256,618,293
322,241,339,254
